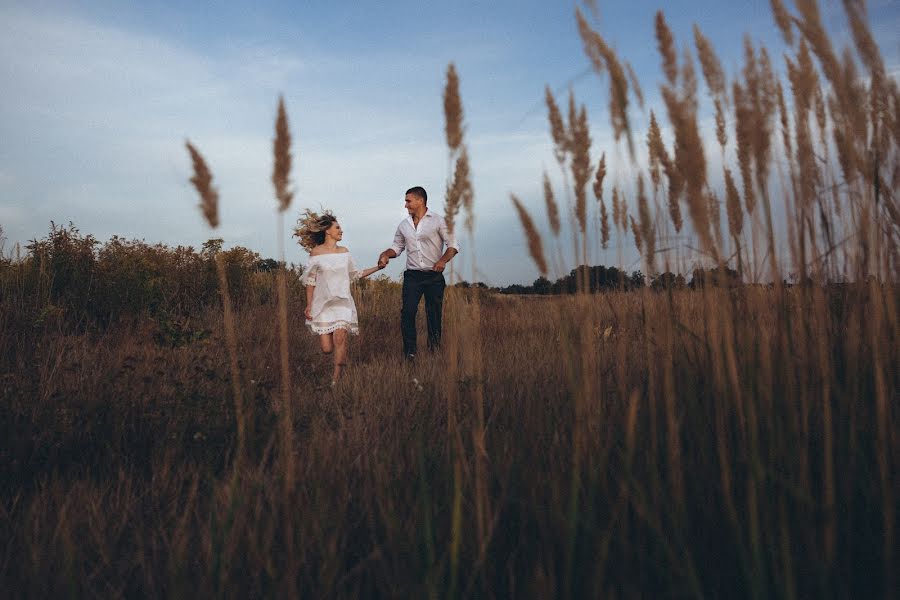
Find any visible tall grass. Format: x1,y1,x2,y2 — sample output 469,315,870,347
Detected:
1,0,897,598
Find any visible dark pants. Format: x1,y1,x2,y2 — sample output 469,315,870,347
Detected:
401,270,446,356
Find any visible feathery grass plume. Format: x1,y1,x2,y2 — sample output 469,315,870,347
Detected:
647,111,664,192
444,63,464,152
594,153,610,248
707,188,723,250
612,185,621,231
714,99,728,150
619,187,630,232
625,61,645,109
444,149,472,235
576,8,634,157
658,39,714,254
814,84,828,150
724,167,744,242
843,0,885,80
630,215,643,254
770,0,795,46
184,140,245,463
647,111,683,232
545,86,569,164
511,194,548,275
543,170,561,236
637,175,655,271
186,141,219,228
733,82,756,214
693,24,726,98
272,96,293,212
569,100,592,237
840,46,869,145
681,46,699,111
794,0,842,92
752,47,778,200
777,81,792,159
655,11,678,86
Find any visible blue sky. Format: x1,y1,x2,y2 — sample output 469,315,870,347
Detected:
1,0,898,285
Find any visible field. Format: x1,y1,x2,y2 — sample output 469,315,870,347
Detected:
2,0,899,597
0,262,896,597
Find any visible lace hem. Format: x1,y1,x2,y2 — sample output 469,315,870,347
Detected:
306,320,359,335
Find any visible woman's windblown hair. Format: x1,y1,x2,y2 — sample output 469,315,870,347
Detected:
293,209,337,253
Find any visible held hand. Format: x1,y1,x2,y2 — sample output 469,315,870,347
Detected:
432,260,446,273
377,253,389,268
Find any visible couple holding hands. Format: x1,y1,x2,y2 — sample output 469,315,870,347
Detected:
296,186,459,384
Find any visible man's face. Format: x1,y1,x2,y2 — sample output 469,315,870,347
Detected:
404,193,424,215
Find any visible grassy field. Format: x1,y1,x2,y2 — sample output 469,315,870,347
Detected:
0,274,896,597
2,0,899,596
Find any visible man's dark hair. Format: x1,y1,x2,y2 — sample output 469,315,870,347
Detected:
406,186,428,205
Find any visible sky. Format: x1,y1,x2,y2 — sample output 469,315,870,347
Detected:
1,0,898,285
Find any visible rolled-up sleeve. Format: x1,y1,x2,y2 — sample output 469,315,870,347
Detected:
439,217,460,252
389,225,406,256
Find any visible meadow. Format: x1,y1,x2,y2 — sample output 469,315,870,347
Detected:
1,0,898,597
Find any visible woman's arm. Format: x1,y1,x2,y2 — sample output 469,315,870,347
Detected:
304,283,315,320
357,264,385,279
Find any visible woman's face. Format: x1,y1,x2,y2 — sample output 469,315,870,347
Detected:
325,221,343,241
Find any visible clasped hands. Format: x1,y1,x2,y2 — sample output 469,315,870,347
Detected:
378,252,445,272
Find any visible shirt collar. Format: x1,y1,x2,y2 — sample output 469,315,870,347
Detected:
406,209,435,223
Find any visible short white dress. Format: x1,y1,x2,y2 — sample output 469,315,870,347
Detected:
300,252,362,335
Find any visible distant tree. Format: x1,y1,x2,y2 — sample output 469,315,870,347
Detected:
255,258,279,272
689,266,741,289
533,276,552,294
651,271,686,291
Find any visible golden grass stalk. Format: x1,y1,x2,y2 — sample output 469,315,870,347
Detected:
693,24,726,98
733,82,756,215
715,99,728,151
776,81,792,160
272,96,293,213
770,0,795,46
186,141,219,228
630,214,643,254
576,8,634,157
648,111,682,233
754,47,778,197
594,153,610,249
185,141,244,462
655,11,678,86
725,167,744,244
545,86,569,164
511,194,548,275
543,170,561,236
658,41,715,256
271,98,295,498
625,61,645,110
445,149,472,235
443,63,464,152
637,175,655,272
612,185,621,232
569,98,592,280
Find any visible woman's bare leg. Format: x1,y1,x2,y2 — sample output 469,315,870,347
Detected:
332,328,349,381
319,333,334,355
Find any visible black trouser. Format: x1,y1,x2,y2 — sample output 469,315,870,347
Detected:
401,270,446,356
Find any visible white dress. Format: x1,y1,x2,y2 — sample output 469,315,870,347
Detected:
300,252,362,335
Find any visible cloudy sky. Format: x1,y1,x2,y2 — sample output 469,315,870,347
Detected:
1,0,898,285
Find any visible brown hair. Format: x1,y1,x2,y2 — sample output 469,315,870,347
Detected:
405,186,428,204
293,209,337,253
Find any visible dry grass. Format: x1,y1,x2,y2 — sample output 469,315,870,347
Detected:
1,0,898,598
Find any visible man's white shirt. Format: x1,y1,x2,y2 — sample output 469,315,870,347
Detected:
389,209,460,271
